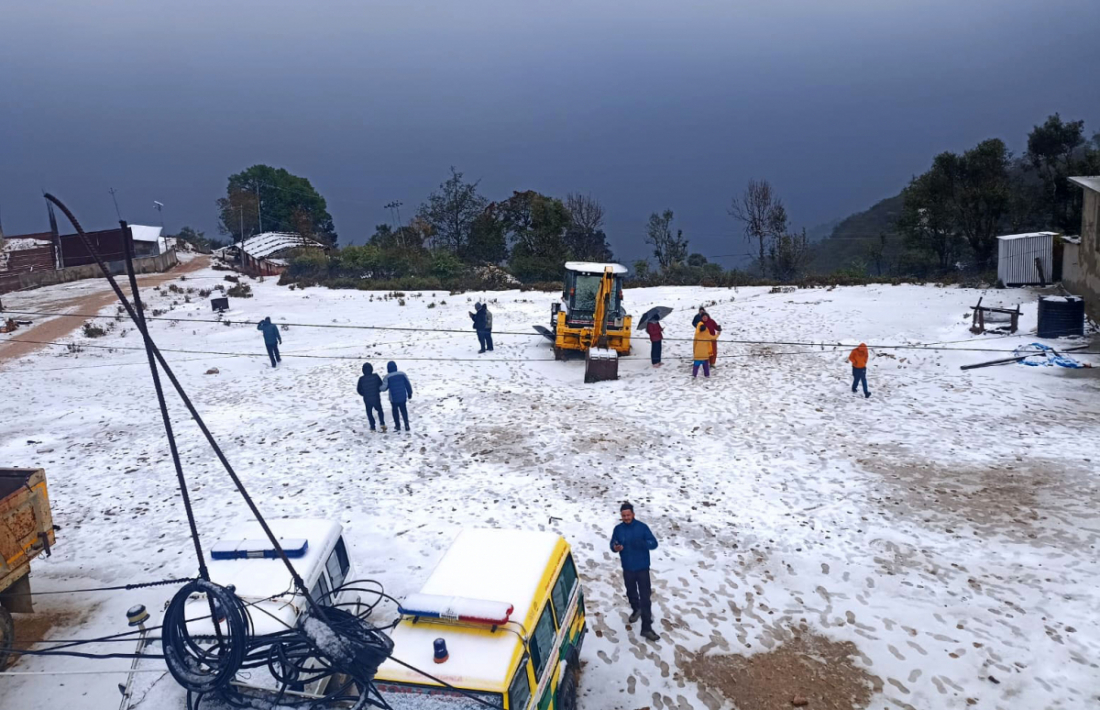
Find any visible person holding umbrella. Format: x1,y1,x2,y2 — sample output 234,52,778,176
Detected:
637,306,672,369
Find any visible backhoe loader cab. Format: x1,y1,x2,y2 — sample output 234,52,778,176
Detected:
533,262,632,381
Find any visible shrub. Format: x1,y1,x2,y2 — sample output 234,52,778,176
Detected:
82,322,107,338
224,274,240,283
227,283,253,298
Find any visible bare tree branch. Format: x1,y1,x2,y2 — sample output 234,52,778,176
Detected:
565,193,605,233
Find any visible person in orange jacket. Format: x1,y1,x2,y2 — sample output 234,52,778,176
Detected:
848,343,870,398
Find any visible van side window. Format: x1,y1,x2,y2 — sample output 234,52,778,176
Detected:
550,554,578,626
528,604,556,679
326,537,350,591
507,655,532,710
309,573,331,606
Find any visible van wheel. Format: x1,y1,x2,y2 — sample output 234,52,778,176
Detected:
558,663,578,710
0,606,13,669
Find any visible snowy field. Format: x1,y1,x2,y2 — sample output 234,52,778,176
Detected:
1,267,1099,710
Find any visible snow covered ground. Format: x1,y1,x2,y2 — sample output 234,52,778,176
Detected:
1,268,1098,710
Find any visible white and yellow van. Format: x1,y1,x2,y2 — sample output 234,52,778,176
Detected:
375,528,587,709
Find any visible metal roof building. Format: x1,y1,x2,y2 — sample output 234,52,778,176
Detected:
996,232,1056,286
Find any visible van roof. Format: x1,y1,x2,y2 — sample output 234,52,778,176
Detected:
376,528,567,692
186,518,342,635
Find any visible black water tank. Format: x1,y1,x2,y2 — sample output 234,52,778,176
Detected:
1037,296,1085,338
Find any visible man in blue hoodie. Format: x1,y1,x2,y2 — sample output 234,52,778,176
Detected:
256,316,282,368
380,361,413,432
609,501,660,641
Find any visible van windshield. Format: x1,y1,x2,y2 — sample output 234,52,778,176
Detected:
375,683,502,710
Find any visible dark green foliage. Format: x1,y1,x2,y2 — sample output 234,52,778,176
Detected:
1026,114,1100,232
492,191,572,281
217,164,337,245
417,167,488,255
465,213,509,264
645,209,689,271
174,226,220,253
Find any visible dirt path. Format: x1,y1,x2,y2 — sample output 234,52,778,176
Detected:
0,256,210,364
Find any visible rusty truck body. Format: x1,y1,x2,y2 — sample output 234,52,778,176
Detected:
0,468,57,667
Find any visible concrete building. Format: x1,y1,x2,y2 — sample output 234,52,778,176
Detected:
1066,177,1100,320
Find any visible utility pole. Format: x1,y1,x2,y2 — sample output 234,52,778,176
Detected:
108,188,122,220
256,182,263,234
154,201,166,254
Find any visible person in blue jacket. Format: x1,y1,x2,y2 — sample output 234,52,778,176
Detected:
609,501,660,641
356,363,386,432
380,361,413,432
256,317,282,368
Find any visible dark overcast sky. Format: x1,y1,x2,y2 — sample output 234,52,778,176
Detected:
2,0,1098,263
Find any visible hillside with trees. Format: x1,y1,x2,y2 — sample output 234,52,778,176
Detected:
810,113,1100,278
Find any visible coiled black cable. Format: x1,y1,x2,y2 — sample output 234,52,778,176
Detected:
163,580,252,695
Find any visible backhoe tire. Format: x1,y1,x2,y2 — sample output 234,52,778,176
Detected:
0,606,13,669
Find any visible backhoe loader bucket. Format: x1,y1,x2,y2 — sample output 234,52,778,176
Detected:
584,347,619,383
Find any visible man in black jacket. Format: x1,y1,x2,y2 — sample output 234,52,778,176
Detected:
469,302,494,353
356,363,386,432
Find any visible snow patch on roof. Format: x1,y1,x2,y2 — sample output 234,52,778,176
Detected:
240,232,325,258
128,224,163,243
1068,176,1100,193
564,261,627,274
996,231,1058,241
2,238,53,252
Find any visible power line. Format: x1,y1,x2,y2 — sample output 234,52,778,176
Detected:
1,307,1086,352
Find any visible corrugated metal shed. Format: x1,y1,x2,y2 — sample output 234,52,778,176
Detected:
239,232,324,259
997,232,1056,286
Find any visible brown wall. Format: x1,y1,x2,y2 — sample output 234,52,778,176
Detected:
1065,188,1100,321
0,249,177,294
1,245,55,273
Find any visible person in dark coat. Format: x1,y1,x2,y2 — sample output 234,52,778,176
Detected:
256,317,282,368
380,361,413,432
470,302,494,353
609,501,660,641
356,363,386,432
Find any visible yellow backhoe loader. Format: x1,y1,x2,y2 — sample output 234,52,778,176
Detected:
533,262,632,382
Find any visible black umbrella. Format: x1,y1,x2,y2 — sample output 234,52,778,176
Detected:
636,306,673,330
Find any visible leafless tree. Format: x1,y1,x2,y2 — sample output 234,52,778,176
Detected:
565,193,605,233
728,179,786,275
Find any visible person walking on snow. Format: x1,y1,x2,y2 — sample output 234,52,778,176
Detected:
701,312,721,368
610,501,660,642
692,319,717,379
257,317,282,368
380,360,414,431
646,314,664,367
356,363,386,432
849,343,871,398
470,302,494,353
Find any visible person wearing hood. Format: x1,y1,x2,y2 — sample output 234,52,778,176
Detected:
849,343,871,398
470,302,494,353
692,319,717,379
256,317,282,368
356,363,386,432
380,361,414,431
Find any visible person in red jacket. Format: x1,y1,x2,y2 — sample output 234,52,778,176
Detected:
645,314,664,367
848,343,870,398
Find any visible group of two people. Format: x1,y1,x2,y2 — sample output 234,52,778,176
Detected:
356,361,414,432
644,307,722,378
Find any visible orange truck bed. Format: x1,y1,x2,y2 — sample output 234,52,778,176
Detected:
0,468,56,608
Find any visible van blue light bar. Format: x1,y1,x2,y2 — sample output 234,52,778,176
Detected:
210,538,309,560
399,593,513,625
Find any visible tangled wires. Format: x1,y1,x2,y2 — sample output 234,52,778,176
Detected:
162,580,395,710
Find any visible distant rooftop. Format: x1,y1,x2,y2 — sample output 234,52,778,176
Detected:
1068,176,1100,193
996,231,1058,241
239,232,325,258
128,224,162,243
